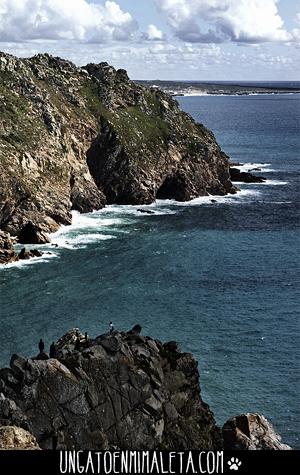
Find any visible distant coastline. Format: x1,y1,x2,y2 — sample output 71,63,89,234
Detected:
136,80,300,97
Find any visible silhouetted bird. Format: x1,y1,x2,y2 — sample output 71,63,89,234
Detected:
39,338,45,353
109,322,114,334
49,342,56,358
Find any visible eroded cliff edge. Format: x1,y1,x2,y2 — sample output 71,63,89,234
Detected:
0,52,236,245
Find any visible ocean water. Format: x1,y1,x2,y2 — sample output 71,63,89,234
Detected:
0,94,299,448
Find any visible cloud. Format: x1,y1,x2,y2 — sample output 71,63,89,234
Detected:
142,24,165,41
156,0,291,44
291,12,300,45
0,0,138,43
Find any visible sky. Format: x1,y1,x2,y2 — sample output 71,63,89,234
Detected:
0,0,299,80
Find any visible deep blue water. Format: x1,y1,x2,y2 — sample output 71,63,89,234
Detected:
0,94,299,448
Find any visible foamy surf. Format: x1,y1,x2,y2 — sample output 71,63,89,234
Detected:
0,252,59,270
155,188,261,207
0,185,266,270
233,162,274,172
261,180,289,186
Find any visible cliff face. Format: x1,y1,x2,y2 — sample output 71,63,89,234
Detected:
0,328,222,450
0,52,235,245
0,327,291,451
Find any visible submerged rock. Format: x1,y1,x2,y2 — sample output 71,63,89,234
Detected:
222,413,291,450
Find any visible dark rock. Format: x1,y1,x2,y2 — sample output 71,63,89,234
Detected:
35,351,49,361
137,209,155,215
0,327,222,450
222,413,291,450
18,248,31,260
128,324,142,335
18,222,50,244
96,335,121,353
30,249,43,258
117,69,129,82
230,167,266,183
18,247,43,260
163,341,179,353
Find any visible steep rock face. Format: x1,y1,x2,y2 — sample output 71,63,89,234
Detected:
0,52,106,243
0,328,222,450
222,413,291,450
85,62,235,205
0,52,235,243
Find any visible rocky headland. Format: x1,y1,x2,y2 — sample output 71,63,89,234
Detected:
0,327,291,450
0,51,243,262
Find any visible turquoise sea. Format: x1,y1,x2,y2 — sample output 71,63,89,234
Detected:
0,93,299,447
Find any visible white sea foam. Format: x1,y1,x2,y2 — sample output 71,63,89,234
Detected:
0,185,264,270
155,188,260,207
233,162,272,172
261,180,288,186
0,252,58,270
103,204,177,216
177,92,299,98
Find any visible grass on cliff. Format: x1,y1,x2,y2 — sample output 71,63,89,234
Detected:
111,105,171,156
0,73,44,150
80,82,172,159
80,81,111,120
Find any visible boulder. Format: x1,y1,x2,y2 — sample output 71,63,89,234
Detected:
222,413,291,450
0,426,40,450
128,324,142,335
230,167,266,183
18,248,43,260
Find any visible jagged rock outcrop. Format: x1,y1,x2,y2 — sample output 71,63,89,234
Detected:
0,328,290,450
0,230,18,264
222,413,291,450
0,51,236,245
0,426,40,450
0,327,222,450
18,248,43,260
230,167,266,183
0,229,46,264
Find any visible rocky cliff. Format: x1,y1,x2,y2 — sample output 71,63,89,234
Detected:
0,51,236,247
0,327,290,451
0,327,222,450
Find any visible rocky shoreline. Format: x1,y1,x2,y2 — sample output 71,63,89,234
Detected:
0,52,267,264
0,326,291,450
